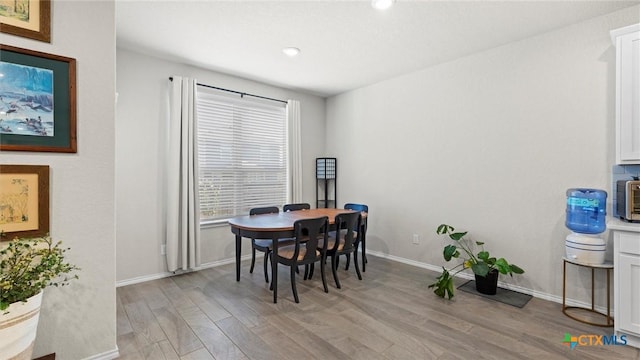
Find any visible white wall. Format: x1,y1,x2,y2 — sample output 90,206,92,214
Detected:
115,49,326,282
326,6,640,301
0,1,116,359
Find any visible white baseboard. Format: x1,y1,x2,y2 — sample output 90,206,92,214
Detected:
116,271,173,287
116,255,252,287
365,250,614,315
117,250,612,315
82,348,119,360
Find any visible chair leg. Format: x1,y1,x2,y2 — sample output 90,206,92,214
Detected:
250,247,256,273
331,255,341,289
308,263,315,279
353,251,362,280
263,251,270,283
345,253,351,270
320,258,328,293
290,266,299,303
269,260,275,291
362,236,367,271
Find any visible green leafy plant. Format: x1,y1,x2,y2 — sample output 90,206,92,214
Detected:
428,224,524,299
0,235,79,311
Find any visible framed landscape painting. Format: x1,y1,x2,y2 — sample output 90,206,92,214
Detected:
0,44,76,152
0,0,51,42
0,164,49,240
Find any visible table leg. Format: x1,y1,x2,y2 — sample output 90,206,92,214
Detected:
591,268,595,311
272,235,278,303
236,234,241,281
562,260,567,310
607,268,611,326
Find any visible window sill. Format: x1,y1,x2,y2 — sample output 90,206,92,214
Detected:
200,219,231,229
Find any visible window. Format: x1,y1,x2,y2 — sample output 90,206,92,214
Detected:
197,88,288,224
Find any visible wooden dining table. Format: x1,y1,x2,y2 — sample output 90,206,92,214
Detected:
228,208,365,303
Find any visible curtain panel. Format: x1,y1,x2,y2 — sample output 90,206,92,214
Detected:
287,99,303,203
166,76,201,272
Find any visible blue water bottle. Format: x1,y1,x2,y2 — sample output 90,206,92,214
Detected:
565,188,607,234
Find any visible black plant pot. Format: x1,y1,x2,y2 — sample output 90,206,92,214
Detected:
475,269,499,295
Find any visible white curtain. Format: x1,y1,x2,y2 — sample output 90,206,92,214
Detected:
166,76,201,272
287,100,303,203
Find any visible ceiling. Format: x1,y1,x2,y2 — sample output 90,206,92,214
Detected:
116,0,640,97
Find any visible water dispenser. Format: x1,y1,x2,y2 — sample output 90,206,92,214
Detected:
565,188,607,264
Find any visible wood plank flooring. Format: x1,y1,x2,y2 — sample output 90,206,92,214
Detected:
117,256,640,360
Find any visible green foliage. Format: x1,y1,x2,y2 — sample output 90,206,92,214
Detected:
428,224,524,299
428,267,455,299
0,235,79,311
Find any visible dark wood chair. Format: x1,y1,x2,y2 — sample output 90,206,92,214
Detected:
319,211,362,289
344,203,368,272
249,206,293,283
283,203,311,276
276,216,329,303
283,203,311,212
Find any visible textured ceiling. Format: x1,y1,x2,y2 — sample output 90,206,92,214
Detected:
116,0,640,97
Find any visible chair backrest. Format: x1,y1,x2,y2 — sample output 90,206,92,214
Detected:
250,206,279,216
333,211,361,253
344,203,368,213
283,203,311,212
292,216,328,263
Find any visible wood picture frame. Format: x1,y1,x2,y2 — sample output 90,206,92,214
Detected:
0,0,51,42
0,44,76,152
0,164,49,240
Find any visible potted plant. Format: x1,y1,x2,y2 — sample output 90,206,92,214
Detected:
0,235,79,359
428,224,524,299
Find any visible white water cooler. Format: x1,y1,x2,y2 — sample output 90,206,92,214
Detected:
564,232,606,265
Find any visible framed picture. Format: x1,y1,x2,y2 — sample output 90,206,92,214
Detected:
0,44,76,152
0,0,50,42
0,164,49,240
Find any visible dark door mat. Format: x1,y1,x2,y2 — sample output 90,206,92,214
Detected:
458,280,532,308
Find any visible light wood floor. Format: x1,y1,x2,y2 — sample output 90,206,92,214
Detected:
116,256,640,360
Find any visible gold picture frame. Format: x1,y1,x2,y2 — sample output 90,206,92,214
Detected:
0,0,51,42
0,164,49,240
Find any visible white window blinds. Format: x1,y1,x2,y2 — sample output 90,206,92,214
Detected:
197,89,288,223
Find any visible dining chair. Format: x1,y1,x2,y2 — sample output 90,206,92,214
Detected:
275,216,329,303
343,203,369,272
318,211,362,289
249,206,292,283
283,203,311,276
283,203,311,212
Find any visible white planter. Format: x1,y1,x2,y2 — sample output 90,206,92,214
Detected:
0,292,42,360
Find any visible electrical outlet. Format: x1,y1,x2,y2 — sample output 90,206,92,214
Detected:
160,244,166,255
412,234,420,245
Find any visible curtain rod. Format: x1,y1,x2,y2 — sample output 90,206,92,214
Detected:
169,77,287,104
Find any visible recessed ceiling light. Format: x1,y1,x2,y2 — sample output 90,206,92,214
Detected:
282,47,300,57
372,0,394,10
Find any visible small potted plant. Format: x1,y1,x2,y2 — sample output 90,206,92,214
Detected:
0,235,79,359
428,224,524,299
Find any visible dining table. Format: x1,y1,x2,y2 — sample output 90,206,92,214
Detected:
228,207,366,303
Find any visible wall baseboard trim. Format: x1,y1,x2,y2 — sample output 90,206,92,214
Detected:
366,250,614,315
117,250,613,315
116,255,252,287
82,348,119,360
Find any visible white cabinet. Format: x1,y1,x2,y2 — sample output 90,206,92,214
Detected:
612,223,640,349
611,24,640,165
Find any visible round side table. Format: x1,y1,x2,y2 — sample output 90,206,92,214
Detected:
562,257,614,327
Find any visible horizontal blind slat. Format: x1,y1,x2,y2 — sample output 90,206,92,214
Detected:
197,88,288,221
